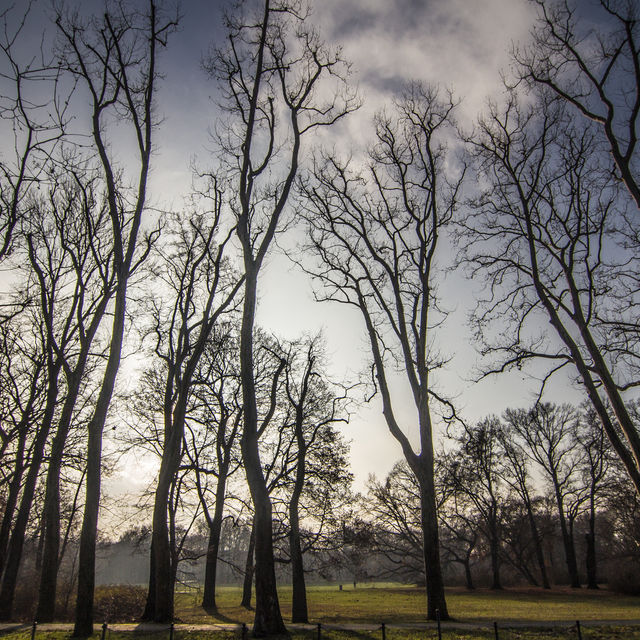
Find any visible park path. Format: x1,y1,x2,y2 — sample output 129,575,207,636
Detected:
2,619,640,634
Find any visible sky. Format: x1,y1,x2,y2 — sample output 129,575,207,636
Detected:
1,0,595,502
109,0,590,497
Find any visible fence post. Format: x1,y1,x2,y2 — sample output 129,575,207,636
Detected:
576,620,583,640
494,621,499,640
169,622,174,640
436,609,441,640
381,622,386,640
30,621,37,640
317,622,322,640
101,622,108,640
242,622,247,640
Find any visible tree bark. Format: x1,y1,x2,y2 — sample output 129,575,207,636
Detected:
489,510,502,590
524,498,550,589
238,268,286,636
418,475,448,620
202,464,230,610
289,447,308,623
241,521,256,609
586,493,598,590
552,485,580,588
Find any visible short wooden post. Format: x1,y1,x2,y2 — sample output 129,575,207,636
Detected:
576,620,583,640
317,622,321,640
30,621,37,640
494,621,499,640
169,622,174,640
241,622,247,640
101,622,108,640
381,622,386,640
436,609,441,640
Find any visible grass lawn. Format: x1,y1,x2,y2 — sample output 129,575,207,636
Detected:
2,584,639,640
173,583,640,624
4,627,640,640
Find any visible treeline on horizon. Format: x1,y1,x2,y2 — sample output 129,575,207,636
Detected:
0,0,639,636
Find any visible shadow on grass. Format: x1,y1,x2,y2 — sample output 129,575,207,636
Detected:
202,608,237,624
0,625,30,638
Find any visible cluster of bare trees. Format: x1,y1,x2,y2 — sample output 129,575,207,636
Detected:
0,0,355,635
1,0,639,636
366,402,638,592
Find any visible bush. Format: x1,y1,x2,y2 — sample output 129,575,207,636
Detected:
92,585,147,622
607,558,640,595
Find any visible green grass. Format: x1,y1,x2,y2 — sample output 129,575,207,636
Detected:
4,627,640,640
2,584,640,640
173,584,640,624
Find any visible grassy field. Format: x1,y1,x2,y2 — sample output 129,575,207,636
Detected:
4,626,640,640
2,584,640,640
173,583,640,624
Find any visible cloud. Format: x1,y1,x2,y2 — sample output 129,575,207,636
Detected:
316,0,536,123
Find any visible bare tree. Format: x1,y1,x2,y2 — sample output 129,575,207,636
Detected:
184,331,243,612
575,403,615,589
280,334,351,623
300,84,464,620
52,2,178,634
515,0,640,210
443,418,507,590
140,187,242,623
205,0,356,633
504,403,584,587
367,462,426,584
459,88,640,497
496,423,551,589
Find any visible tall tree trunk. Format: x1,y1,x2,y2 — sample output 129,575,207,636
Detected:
241,521,256,609
239,270,286,636
0,427,28,577
289,459,308,623
146,400,185,623
0,364,60,620
553,488,580,588
489,512,502,590
73,287,128,636
418,477,448,621
202,466,229,610
586,493,598,589
463,556,474,590
524,498,550,589
142,540,156,621
37,370,86,622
